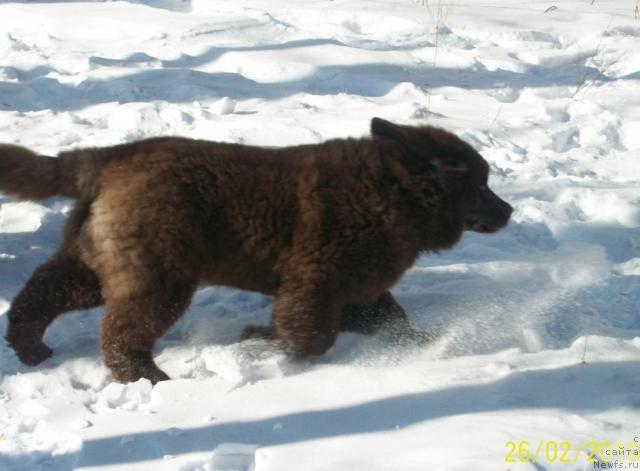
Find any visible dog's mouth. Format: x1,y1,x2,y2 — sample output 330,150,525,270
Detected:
465,197,514,234
464,214,511,234
476,223,494,233
464,190,514,234
465,219,501,233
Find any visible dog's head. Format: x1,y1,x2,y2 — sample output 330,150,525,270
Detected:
371,117,512,237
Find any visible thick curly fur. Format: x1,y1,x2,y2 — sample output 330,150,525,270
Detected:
1,118,512,383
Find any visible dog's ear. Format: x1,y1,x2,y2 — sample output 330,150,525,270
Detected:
371,117,426,160
371,117,469,174
371,117,407,141
371,117,439,169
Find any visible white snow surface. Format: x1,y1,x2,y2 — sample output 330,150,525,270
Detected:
1,0,640,469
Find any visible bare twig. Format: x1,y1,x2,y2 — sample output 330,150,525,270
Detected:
635,0,639,20
580,336,589,363
432,0,450,68
484,105,502,147
487,105,503,132
425,88,432,116
572,19,611,99
572,65,604,99
418,0,451,116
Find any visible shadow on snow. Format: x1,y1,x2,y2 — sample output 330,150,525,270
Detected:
1,38,636,113
5,360,639,467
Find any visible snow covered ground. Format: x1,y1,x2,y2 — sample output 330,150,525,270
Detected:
1,0,639,469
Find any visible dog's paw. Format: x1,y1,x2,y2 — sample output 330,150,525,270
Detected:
240,324,275,341
112,365,170,385
144,367,170,385
402,329,437,345
383,325,437,347
108,353,171,385
10,339,53,366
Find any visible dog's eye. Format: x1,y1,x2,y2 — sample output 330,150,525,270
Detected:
479,185,488,191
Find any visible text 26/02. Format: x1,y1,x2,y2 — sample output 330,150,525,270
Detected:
504,440,640,464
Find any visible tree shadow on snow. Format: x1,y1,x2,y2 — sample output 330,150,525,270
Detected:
11,360,637,467
1,38,633,113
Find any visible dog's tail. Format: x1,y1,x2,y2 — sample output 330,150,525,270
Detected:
0,144,96,201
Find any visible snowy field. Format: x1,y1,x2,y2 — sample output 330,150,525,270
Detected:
1,0,640,469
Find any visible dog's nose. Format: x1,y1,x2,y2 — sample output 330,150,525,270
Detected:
499,202,513,227
492,198,513,229
505,202,513,218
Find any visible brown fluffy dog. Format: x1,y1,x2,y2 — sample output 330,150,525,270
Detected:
0,118,512,383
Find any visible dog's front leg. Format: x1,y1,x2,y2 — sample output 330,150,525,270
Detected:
268,276,343,357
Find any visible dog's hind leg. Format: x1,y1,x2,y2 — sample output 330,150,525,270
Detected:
341,291,435,344
5,257,103,366
100,272,196,384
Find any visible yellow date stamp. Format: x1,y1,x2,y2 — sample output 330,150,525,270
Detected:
504,439,640,464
